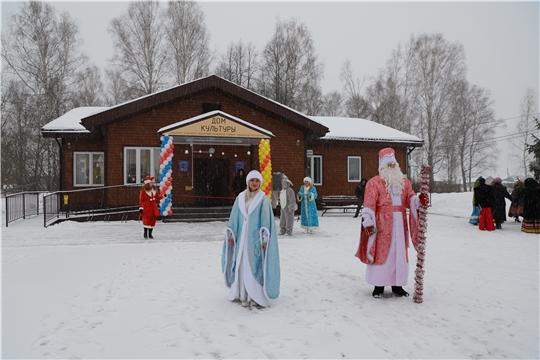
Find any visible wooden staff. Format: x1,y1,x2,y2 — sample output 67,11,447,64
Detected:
413,164,431,304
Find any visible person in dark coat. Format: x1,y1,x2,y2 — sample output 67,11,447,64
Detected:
521,178,540,234
232,169,246,197
491,177,513,229
473,177,495,231
353,177,367,218
508,180,525,222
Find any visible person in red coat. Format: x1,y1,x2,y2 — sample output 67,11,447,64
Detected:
355,148,428,298
139,176,163,239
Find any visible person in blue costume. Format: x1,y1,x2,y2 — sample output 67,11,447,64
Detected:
469,177,481,225
222,170,280,308
297,176,319,234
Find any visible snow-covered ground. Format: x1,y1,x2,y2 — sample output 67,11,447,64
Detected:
2,192,539,359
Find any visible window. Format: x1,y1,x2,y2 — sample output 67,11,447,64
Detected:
124,147,161,184
307,155,323,186
348,156,362,182
73,152,104,186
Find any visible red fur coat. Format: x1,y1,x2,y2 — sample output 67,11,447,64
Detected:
355,175,419,265
139,187,163,227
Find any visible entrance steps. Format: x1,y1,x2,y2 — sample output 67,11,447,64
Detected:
163,206,232,223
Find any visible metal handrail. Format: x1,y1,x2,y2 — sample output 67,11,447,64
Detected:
4,192,43,227
43,185,141,227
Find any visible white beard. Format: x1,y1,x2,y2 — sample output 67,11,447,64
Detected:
379,164,405,195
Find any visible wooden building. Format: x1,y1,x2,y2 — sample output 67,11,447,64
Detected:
42,75,423,209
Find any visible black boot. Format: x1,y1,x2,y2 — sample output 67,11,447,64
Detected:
391,286,409,297
143,228,148,239
148,228,154,239
372,286,384,298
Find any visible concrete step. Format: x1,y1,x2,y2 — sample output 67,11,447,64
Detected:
162,206,232,223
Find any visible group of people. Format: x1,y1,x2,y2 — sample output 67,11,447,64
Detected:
470,176,540,233
141,147,540,309
220,147,428,308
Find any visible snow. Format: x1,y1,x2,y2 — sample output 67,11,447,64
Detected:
41,107,109,133
309,116,423,144
2,192,538,359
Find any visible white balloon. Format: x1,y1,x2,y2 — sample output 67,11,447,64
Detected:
163,160,169,166
165,144,170,149
162,211,168,216
166,189,171,195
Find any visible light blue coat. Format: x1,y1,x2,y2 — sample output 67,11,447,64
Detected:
222,191,280,300
297,185,319,229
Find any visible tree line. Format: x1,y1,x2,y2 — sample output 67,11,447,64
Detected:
2,0,538,192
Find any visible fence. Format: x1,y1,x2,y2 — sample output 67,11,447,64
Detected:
5,192,43,227
43,185,141,227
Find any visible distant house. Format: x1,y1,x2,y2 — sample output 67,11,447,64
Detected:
41,75,423,208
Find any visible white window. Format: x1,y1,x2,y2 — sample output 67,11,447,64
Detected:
348,156,362,182
124,147,161,184
73,152,104,187
307,155,323,186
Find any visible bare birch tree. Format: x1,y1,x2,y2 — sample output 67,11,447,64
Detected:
340,60,370,118
104,68,133,106
364,40,418,134
1,1,86,191
410,33,467,184
108,1,168,96
510,88,539,177
164,0,212,85
321,91,344,117
72,65,105,107
258,17,324,113
446,80,496,190
214,41,259,90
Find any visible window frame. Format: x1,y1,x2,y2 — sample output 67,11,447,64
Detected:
307,155,323,186
73,152,105,187
347,156,362,182
123,147,161,185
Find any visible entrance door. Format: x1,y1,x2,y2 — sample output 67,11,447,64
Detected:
194,158,230,206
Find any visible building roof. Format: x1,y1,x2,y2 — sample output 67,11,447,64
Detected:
50,75,328,137
309,116,423,146
41,75,423,147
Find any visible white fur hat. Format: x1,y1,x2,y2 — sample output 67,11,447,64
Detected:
303,176,312,184
246,170,263,184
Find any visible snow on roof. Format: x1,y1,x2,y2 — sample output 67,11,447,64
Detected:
41,107,110,133
309,116,423,144
41,107,423,146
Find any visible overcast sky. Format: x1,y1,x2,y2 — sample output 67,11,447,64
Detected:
2,0,539,177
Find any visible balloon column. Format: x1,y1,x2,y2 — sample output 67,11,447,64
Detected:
159,135,174,216
258,139,273,199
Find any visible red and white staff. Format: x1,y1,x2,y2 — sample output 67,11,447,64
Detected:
413,164,430,304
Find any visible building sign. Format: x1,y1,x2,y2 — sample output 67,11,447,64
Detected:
178,160,190,172
164,115,270,138
234,161,246,173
